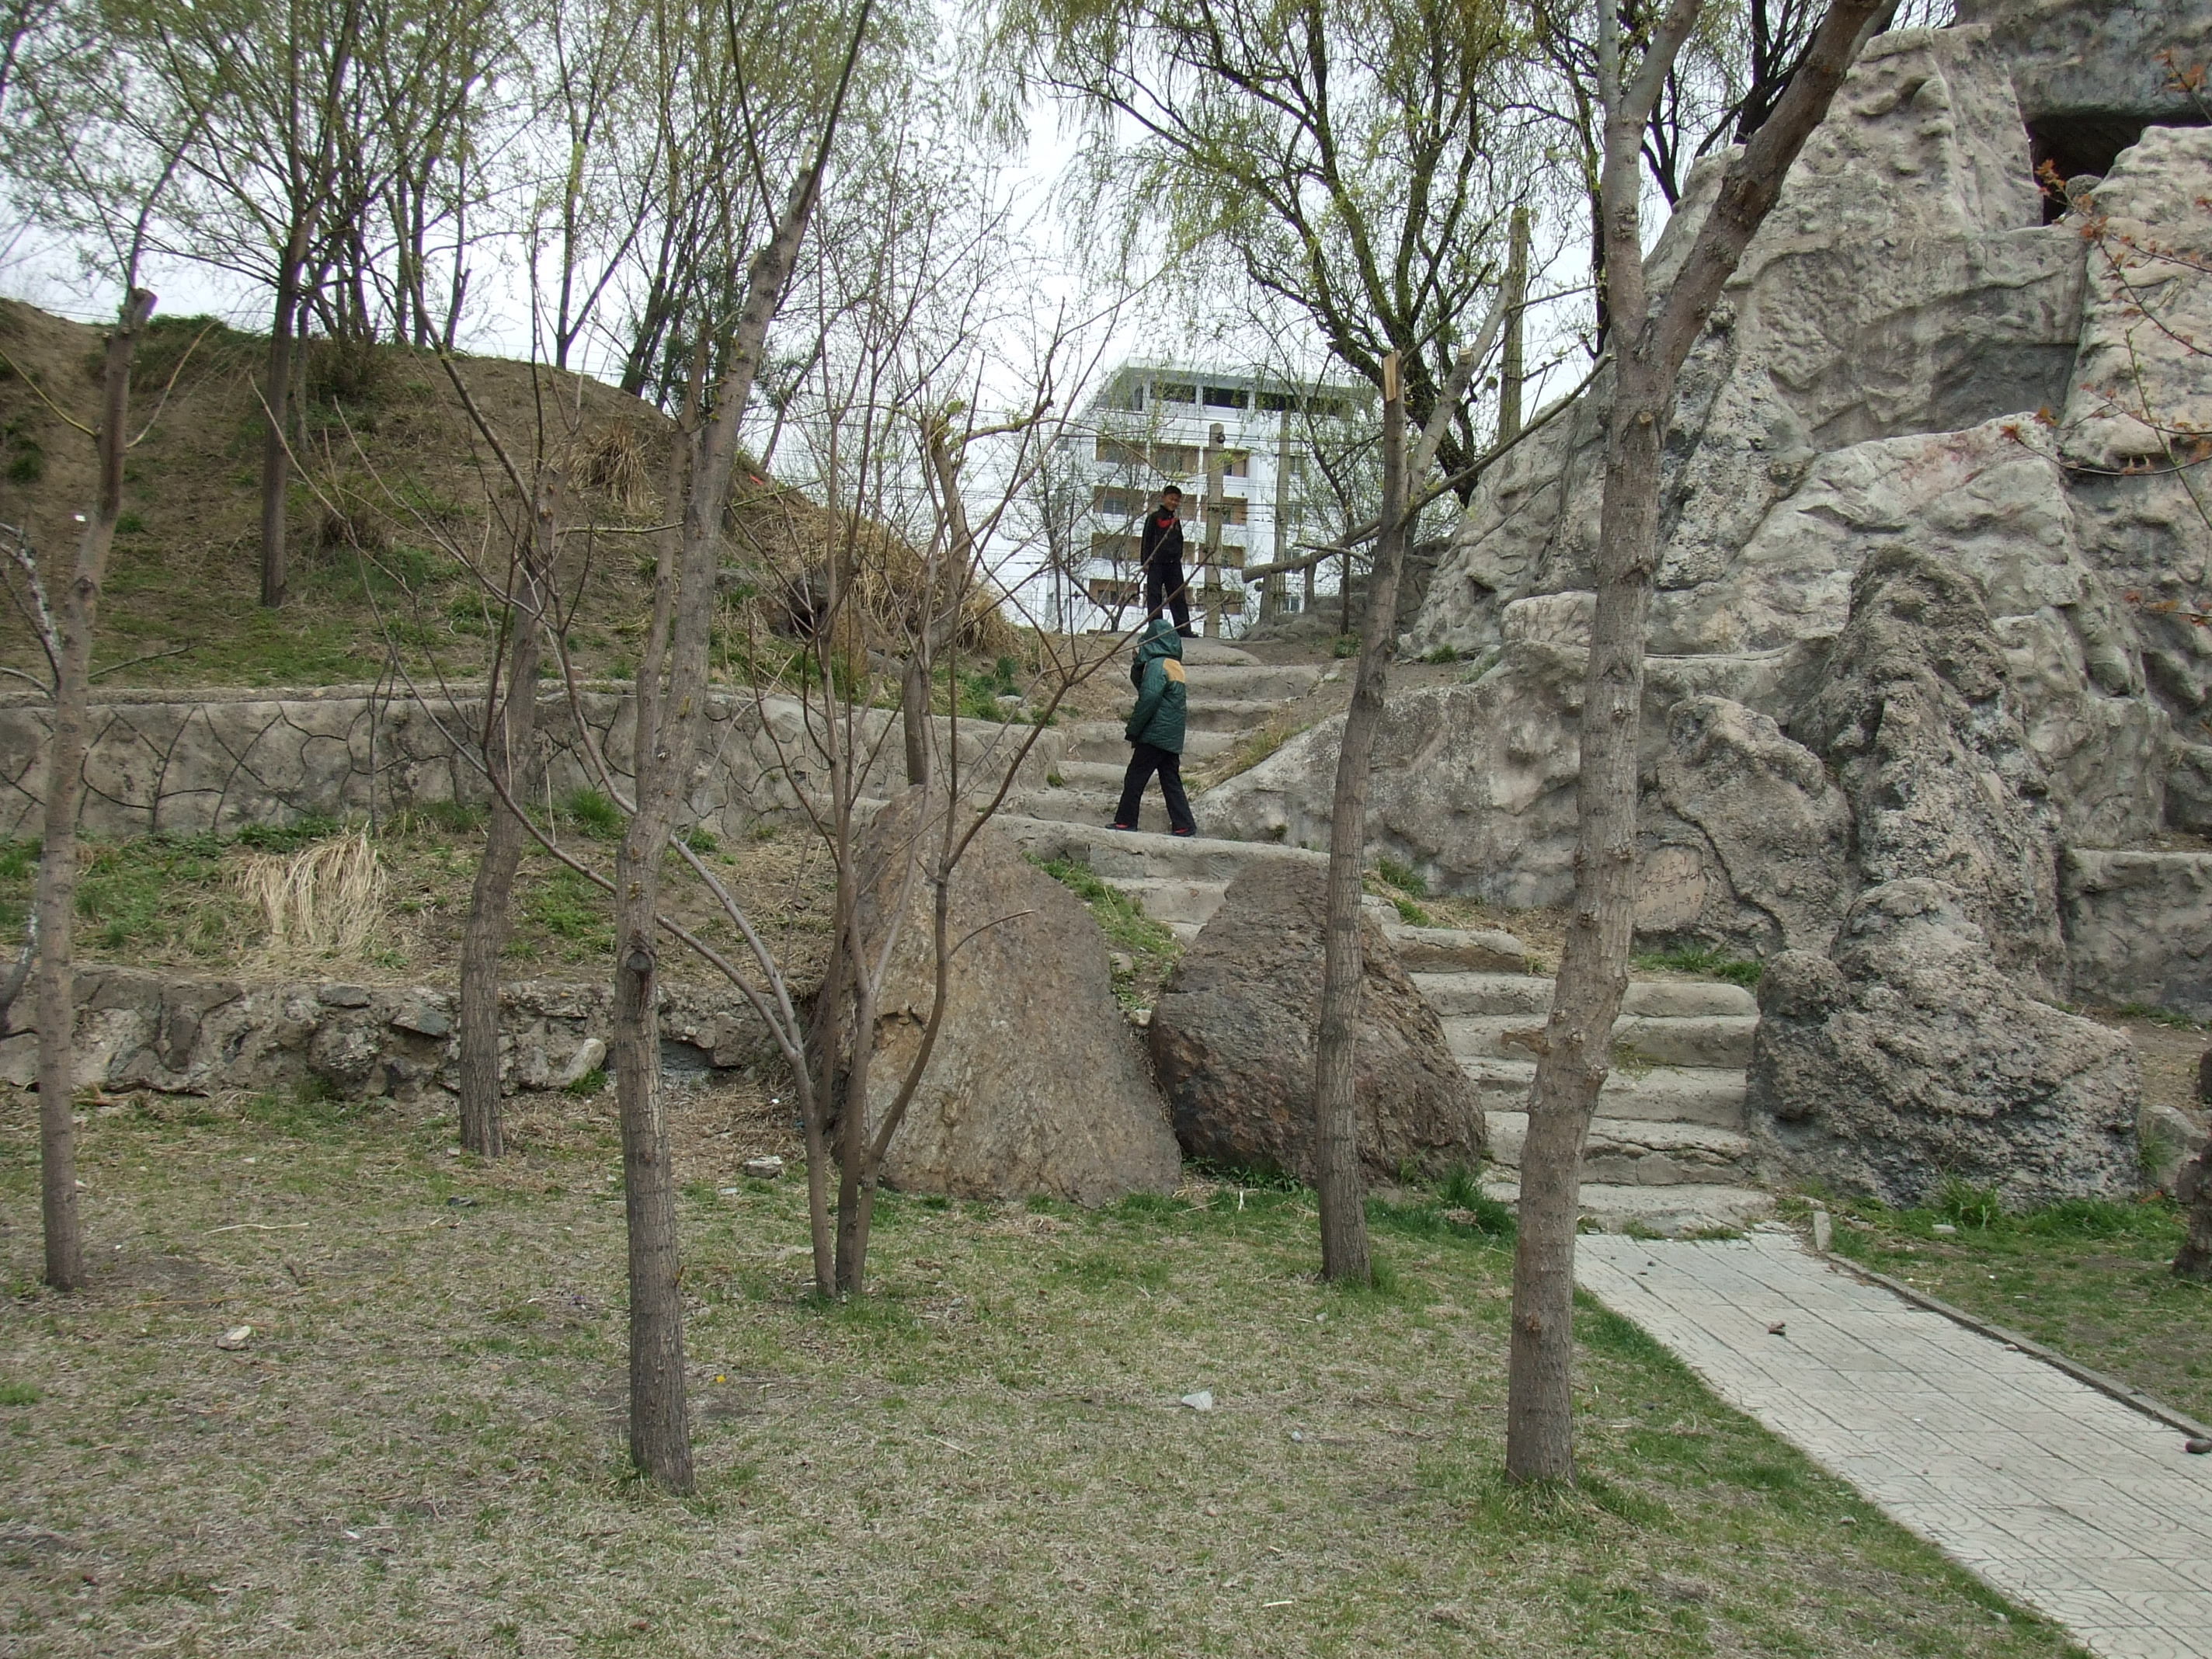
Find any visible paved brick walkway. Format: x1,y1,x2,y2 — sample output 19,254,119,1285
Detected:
1577,1232,2212,1659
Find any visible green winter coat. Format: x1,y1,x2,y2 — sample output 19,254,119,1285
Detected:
1125,620,1188,753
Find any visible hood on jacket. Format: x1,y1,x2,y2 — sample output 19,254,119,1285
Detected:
1135,617,1184,670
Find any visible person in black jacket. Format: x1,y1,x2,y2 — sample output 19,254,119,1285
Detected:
1140,485,1195,638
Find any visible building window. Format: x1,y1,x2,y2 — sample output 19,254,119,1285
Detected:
1222,450,1250,478
1202,384,1250,409
1151,443,1199,475
1192,496,1249,526
1096,436,1147,468
1159,382,1197,402
1090,531,1142,563
1087,576,1139,607
1092,485,1146,518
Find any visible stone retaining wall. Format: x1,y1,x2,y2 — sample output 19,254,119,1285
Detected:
0,965,776,1101
0,683,1064,841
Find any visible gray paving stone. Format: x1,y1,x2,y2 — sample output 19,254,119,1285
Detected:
1578,1234,2212,1659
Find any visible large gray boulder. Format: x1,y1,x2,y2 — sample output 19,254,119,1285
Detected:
2061,849,2212,1022
1147,859,1485,1184
1790,544,2068,989
849,788,1181,1206
1747,879,2141,1209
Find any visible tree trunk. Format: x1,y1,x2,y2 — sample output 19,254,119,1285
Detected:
457,468,562,1157
1504,0,1887,1484
1500,207,1530,446
259,229,310,609
1504,351,1665,1483
1312,353,1407,1283
2175,1130,2212,1279
610,899,694,1491
900,654,930,787
36,290,153,1291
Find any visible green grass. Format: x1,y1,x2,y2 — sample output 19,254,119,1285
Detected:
0,1098,2086,1658
1633,944,1764,988
1374,856,1426,898
1812,1191,2211,1422
1032,855,1181,1008
560,788,624,840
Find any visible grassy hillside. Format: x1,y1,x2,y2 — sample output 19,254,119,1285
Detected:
0,300,782,691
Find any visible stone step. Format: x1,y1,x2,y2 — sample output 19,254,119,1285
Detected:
1412,971,1758,1019
1179,663,1327,701
1386,926,1529,973
1054,760,1129,789
1065,722,1240,764
1483,1111,1756,1186
1456,1056,1748,1129
1184,697,1285,733
1007,785,1124,826
1478,1176,1774,1236
1442,1012,1757,1069
1000,816,1327,885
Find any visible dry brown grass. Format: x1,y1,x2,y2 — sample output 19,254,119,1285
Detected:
238,831,387,963
0,1087,2086,1659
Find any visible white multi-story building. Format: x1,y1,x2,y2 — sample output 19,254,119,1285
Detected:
1062,362,1372,634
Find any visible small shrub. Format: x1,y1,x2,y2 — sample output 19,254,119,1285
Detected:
562,789,624,840
116,512,146,535
565,1066,607,1097
0,1381,40,1407
1423,645,1459,664
304,334,393,405
681,825,719,854
1376,856,1427,897
1934,1178,2005,1231
1330,635,1358,659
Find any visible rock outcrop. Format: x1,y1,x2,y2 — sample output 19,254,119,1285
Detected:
1956,0,2212,176
848,788,1181,1207
1746,880,2141,1208
1147,859,1486,1183
1791,545,2068,987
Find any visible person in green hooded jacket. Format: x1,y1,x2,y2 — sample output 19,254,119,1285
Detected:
1112,617,1196,836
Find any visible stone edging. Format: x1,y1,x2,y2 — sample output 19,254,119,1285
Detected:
1822,1249,2212,1442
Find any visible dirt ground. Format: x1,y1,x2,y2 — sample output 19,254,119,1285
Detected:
0,1086,2086,1659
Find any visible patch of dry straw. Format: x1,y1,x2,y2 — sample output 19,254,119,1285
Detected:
238,830,387,963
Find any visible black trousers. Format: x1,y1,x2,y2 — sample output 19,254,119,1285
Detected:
1144,558,1193,635
1115,743,1195,833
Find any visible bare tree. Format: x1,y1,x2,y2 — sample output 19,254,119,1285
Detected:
31,289,153,1290
1505,0,1887,1483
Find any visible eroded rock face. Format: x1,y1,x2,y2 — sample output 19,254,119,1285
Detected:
849,788,1181,1207
1147,859,1485,1184
1791,545,2068,987
2061,850,2212,1022
1408,27,2082,661
1647,696,1852,956
1746,879,2141,1208
1956,0,2212,173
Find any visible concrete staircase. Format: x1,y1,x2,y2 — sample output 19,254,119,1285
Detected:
1011,636,1771,1233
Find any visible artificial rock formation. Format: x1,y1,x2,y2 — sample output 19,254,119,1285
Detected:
850,788,1181,1207
1747,880,2141,1208
1209,19,2210,1013
1147,860,1486,1183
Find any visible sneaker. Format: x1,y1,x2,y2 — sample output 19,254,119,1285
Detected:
1109,821,1139,832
